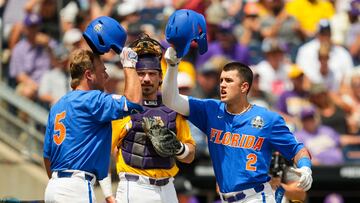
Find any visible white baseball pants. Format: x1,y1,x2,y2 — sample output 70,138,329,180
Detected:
44,171,96,203
116,173,178,203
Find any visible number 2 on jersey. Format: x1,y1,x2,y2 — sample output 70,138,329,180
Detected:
246,153,257,171
53,111,66,145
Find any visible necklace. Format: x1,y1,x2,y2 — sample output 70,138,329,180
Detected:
226,104,252,115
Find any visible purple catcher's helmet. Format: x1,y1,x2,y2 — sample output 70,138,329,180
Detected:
83,16,127,54
165,9,208,58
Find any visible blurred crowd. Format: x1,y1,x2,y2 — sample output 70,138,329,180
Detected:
1,0,360,196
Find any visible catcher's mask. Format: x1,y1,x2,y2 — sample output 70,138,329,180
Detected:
165,9,208,58
83,16,126,55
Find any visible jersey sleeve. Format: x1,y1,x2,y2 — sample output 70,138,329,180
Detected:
187,97,209,134
175,114,195,145
86,92,142,123
112,116,132,152
269,114,304,160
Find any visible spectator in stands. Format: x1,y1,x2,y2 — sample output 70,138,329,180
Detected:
9,13,54,100
295,107,345,166
38,45,70,108
296,19,354,92
255,38,292,101
342,69,360,135
234,2,263,64
248,69,272,108
309,83,350,135
285,0,335,38
62,28,83,53
259,0,303,62
25,0,60,41
345,0,360,66
192,56,226,99
104,63,124,94
196,21,250,68
276,64,312,127
317,42,339,91
310,83,360,163
60,1,79,33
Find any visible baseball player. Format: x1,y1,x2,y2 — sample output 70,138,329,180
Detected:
43,17,143,203
106,34,196,203
161,47,313,203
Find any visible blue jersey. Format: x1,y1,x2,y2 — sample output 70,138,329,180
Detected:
188,97,304,193
43,90,142,180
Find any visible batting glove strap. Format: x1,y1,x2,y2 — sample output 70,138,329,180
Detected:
176,142,189,160
99,175,113,198
120,47,138,68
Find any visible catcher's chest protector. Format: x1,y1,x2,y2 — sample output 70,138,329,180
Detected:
121,99,177,169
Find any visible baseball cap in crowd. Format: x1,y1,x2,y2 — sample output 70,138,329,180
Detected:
349,0,360,16
218,20,235,33
317,19,331,34
205,2,228,25
244,2,260,17
63,28,82,45
261,38,286,53
300,106,316,120
24,13,42,27
53,45,70,62
199,56,229,74
288,64,304,79
117,2,138,17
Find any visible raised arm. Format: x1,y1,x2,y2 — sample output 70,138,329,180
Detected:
161,47,190,116
120,47,142,104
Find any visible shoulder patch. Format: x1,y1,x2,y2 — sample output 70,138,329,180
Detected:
251,116,264,129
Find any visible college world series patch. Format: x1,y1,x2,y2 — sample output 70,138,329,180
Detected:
251,116,264,129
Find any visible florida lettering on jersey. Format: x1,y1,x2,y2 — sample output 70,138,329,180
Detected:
209,128,265,151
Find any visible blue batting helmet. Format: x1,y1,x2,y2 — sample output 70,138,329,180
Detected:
83,16,127,54
165,9,208,58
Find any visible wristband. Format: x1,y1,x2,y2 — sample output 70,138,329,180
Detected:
297,157,312,169
123,66,136,69
176,143,190,160
99,175,112,198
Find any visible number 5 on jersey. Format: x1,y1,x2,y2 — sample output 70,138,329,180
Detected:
54,111,66,145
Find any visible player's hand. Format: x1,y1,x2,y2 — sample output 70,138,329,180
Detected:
165,47,181,67
105,195,116,203
289,166,312,191
120,47,138,68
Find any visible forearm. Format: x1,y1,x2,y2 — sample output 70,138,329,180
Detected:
44,158,51,179
294,148,311,165
177,143,195,163
123,68,142,104
282,182,306,201
161,64,190,116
